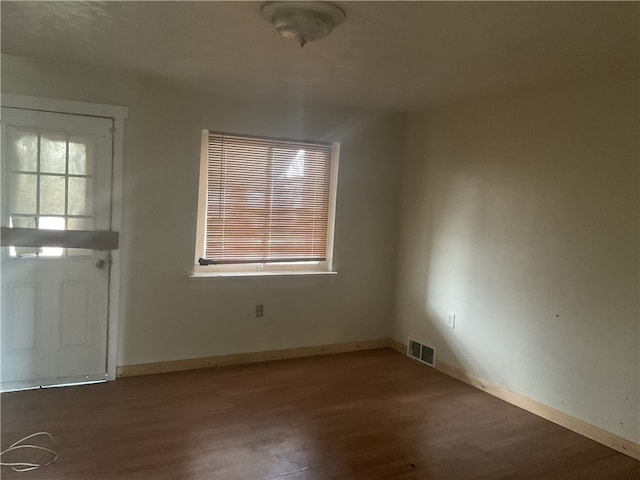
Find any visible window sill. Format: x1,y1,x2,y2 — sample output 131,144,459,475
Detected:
190,270,338,279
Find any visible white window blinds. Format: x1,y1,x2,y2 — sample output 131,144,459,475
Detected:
200,132,335,265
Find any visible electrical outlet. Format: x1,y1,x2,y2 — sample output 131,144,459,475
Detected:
446,312,455,329
256,304,264,317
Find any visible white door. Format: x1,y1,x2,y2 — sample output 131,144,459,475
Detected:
1,107,114,391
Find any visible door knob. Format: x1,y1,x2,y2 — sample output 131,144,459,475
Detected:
96,259,106,269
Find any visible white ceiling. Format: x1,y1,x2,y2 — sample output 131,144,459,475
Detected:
2,1,638,112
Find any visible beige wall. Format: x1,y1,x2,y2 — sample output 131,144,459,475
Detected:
394,79,639,443
1,54,403,366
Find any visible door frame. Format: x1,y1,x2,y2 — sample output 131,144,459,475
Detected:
1,93,128,383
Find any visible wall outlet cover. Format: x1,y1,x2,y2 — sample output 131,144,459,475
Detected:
446,313,455,329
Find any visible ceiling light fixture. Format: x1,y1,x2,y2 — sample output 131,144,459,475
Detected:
261,1,345,48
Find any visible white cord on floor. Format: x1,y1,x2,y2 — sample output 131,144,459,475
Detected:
0,432,59,472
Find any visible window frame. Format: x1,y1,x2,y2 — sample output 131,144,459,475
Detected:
192,130,340,277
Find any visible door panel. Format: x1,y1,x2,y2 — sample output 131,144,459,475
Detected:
1,107,113,391
61,281,98,348
6,283,39,351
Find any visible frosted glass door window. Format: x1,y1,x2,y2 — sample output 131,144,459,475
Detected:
8,132,96,257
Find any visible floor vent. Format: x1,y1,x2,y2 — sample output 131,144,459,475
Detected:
407,338,436,367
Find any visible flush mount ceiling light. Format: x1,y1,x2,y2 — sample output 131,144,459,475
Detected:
261,1,345,47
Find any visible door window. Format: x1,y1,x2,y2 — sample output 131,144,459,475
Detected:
7,130,96,257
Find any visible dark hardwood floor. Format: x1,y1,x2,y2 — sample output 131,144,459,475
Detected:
1,349,638,479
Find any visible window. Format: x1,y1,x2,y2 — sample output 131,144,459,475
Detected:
7,130,96,257
193,131,339,275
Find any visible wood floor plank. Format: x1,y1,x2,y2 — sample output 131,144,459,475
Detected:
1,349,638,479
